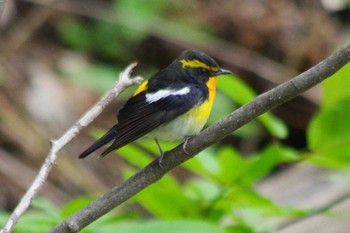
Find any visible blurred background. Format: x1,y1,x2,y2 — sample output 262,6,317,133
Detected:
1,0,350,232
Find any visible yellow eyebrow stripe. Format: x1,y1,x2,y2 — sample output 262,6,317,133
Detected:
133,80,149,96
180,59,219,72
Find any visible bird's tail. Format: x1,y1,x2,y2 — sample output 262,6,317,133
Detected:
79,125,118,159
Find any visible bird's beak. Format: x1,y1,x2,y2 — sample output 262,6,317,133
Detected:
217,68,232,76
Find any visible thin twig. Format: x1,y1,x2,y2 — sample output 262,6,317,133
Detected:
49,43,350,233
0,63,143,233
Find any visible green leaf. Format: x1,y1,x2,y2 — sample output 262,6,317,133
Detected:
56,18,91,51
215,187,306,233
208,91,238,125
114,0,212,44
258,113,288,139
115,0,177,19
241,144,299,186
186,144,298,187
31,197,61,219
117,142,154,168
14,212,58,233
322,62,350,107
215,147,249,184
217,74,256,104
61,197,94,218
12,198,62,232
217,75,288,139
132,175,199,218
56,17,145,61
307,98,350,168
0,210,9,227
183,148,221,179
183,178,222,203
91,219,226,233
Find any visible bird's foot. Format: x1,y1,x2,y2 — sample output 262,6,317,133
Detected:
182,136,191,155
155,138,165,168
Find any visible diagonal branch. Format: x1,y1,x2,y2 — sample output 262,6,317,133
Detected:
0,63,143,233
50,43,350,233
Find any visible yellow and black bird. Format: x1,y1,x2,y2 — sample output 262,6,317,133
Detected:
79,50,231,160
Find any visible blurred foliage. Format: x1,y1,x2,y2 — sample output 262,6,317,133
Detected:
56,18,146,62
216,74,288,139
322,62,350,108
56,0,201,63
307,62,350,170
0,143,306,233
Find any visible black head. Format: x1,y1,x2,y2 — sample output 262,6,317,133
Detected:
173,50,231,80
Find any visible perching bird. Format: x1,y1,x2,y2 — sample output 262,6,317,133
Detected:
79,50,231,162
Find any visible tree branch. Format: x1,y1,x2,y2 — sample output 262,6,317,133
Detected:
0,63,143,233
49,43,350,233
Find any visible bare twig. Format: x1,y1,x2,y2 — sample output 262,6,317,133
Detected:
0,63,142,233
49,44,350,233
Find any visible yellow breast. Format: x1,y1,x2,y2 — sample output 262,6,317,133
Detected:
149,76,217,141
190,76,217,124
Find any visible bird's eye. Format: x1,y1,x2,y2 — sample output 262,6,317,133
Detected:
199,68,209,75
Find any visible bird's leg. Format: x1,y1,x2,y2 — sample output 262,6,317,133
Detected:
154,138,165,168
182,136,191,155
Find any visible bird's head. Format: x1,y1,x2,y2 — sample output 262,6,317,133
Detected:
176,50,232,81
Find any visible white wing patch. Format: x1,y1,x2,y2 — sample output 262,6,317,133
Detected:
145,87,190,103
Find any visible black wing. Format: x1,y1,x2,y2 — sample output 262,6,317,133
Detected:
100,85,204,156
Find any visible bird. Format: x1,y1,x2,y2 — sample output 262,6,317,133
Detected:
79,50,231,163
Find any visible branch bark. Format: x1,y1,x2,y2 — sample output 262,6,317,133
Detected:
0,63,142,233
49,43,350,233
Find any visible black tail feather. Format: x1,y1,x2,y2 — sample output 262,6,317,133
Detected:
79,125,118,159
